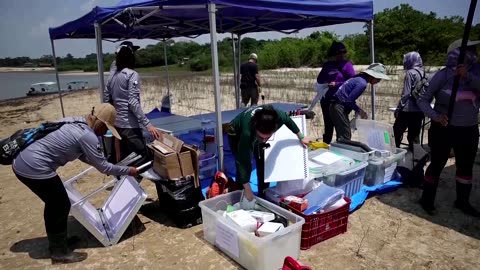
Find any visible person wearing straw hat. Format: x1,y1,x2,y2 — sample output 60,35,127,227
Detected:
417,39,480,217
11,103,138,265
330,63,390,141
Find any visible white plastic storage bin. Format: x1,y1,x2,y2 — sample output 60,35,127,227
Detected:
308,149,355,178
364,148,407,186
199,191,305,270
316,161,368,197
355,119,396,153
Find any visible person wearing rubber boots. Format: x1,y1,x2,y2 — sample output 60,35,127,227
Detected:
225,105,310,209
417,39,480,216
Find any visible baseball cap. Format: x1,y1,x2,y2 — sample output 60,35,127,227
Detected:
116,41,140,53
249,53,258,60
92,103,121,140
447,39,480,53
362,63,391,80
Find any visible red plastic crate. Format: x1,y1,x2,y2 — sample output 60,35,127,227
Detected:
281,197,351,250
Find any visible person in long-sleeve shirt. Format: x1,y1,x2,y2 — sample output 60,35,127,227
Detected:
311,41,356,144
393,52,427,148
11,103,138,264
330,63,390,141
225,105,310,207
417,39,480,217
105,45,161,166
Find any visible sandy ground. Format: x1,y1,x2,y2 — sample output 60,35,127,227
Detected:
0,82,479,269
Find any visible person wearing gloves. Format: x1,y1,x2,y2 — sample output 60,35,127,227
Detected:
330,63,390,141
393,52,427,149
11,103,138,264
311,41,356,144
104,44,161,166
225,105,310,209
417,39,480,217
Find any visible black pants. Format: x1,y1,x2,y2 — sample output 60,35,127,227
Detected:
393,111,425,148
330,102,352,141
320,98,334,144
241,86,259,106
15,174,70,235
424,122,479,185
117,127,152,167
227,133,269,197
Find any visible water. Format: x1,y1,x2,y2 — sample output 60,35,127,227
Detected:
0,72,101,100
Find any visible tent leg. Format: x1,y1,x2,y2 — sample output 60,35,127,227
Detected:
237,34,242,106
94,23,105,103
232,33,240,109
50,39,65,118
208,3,224,171
163,39,171,96
368,20,376,120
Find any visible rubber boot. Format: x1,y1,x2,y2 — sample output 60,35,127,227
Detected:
454,182,480,217
419,180,438,215
48,232,87,265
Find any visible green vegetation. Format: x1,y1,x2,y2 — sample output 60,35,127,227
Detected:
1,4,479,72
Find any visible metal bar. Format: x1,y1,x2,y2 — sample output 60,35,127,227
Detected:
208,3,224,171
50,39,65,117
237,34,242,106
64,166,96,185
231,33,239,109
368,20,376,120
72,179,117,206
135,7,160,24
447,0,478,124
94,23,105,103
163,39,171,96
113,18,127,28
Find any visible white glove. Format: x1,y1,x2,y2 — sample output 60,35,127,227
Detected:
240,191,256,210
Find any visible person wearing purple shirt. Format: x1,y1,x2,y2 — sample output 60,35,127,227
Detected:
313,41,356,144
330,63,390,141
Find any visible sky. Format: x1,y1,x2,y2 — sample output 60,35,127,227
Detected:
0,0,479,58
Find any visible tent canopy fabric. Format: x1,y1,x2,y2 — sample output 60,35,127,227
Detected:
49,0,373,40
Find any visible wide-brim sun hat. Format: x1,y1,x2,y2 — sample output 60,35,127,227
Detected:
447,39,480,53
362,63,391,80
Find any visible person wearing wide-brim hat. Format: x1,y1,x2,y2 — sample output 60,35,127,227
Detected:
417,38,480,217
329,63,390,141
11,103,138,264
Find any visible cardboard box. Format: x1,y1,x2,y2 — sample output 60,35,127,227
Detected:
149,133,200,188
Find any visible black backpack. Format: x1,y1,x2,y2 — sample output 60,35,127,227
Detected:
0,121,85,165
410,69,429,100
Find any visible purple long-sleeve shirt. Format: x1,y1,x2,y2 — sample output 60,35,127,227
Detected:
333,76,368,113
316,60,356,100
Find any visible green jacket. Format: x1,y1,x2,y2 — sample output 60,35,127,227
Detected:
229,106,301,185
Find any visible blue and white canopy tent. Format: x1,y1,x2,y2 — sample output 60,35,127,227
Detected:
49,0,375,170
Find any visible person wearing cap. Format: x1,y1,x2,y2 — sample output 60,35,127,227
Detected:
240,53,261,107
104,43,161,167
106,41,141,83
11,103,138,264
311,41,356,144
330,63,390,141
393,52,427,149
417,39,480,217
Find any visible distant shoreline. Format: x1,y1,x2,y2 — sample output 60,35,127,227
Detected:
0,67,108,76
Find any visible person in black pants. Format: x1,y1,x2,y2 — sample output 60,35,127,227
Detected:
393,52,426,149
417,39,480,216
240,53,261,107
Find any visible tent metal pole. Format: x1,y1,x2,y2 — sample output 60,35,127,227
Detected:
50,39,65,117
368,20,376,120
94,23,105,103
163,39,171,96
208,3,224,171
237,34,242,106
231,33,240,109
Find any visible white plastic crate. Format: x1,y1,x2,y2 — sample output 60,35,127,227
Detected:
199,191,305,270
316,161,368,197
364,148,407,186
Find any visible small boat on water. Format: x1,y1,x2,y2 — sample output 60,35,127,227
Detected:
26,81,90,96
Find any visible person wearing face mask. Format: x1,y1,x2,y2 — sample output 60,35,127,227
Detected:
417,39,480,217
311,41,356,144
224,105,311,208
11,103,138,264
393,52,427,149
330,63,390,141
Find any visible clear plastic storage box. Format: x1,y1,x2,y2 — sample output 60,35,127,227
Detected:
364,148,407,186
315,161,368,197
355,119,396,153
199,191,305,270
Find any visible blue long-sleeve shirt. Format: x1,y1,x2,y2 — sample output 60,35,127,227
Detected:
333,76,368,113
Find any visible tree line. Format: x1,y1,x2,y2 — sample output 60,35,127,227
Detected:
1,4,479,72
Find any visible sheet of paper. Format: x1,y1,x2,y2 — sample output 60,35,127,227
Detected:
311,151,342,165
264,115,308,183
215,221,239,258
